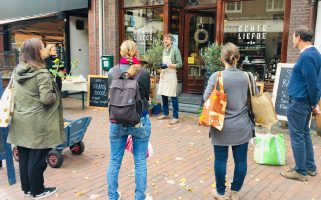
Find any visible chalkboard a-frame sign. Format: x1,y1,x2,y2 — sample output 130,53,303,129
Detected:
272,63,295,121
87,75,109,108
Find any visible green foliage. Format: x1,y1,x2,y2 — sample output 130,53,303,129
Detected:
70,60,80,75
143,37,164,70
202,42,224,74
50,58,65,79
148,99,158,110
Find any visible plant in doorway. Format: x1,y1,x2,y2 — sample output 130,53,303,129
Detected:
201,42,224,97
143,35,164,74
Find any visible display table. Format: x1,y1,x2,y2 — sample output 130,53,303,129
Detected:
61,79,87,110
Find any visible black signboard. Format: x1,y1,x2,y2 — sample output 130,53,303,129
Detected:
87,75,109,108
272,63,294,121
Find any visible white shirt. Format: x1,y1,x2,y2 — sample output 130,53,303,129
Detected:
300,45,314,53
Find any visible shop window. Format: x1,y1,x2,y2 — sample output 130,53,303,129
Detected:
124,0,164,7
186,0,216,7
266,0,284,12
169,0,181,6
225,2,242,13
124,8,163,56
224,0,284,82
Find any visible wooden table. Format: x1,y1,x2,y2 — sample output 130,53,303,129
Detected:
61,80,87,110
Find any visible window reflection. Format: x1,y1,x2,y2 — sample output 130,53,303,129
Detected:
224,0,284,81
124,8,163,56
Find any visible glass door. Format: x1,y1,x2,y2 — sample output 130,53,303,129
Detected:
183,12,215,94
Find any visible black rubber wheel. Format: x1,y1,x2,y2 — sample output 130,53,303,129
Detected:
47,150,63,168
70,141,85,155
13,146,19,162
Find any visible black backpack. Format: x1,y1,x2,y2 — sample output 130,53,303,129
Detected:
109,65,143,126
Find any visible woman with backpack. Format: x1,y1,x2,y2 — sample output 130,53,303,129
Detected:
107,40,152,200
203,43,255,200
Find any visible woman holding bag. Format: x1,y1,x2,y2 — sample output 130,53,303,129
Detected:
7,38,65,199
203,43,255,200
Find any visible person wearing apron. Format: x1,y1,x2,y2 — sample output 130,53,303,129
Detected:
157,34,182,125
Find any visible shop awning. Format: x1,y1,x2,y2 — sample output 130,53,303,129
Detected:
0,13,57,26
0,0,89,20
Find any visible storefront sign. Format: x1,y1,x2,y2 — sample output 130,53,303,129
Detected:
238,25,267,43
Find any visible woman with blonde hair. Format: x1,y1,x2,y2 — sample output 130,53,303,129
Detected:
45,44,64,91
203,43,255,200
107,40,152,200
8,38,65,199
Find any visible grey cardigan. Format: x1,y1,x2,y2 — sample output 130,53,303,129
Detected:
203,68,254,146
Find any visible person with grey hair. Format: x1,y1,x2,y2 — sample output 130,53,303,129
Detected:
157,33,182,125
280,26,321,182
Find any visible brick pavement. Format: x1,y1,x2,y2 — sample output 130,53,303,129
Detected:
1,98,321,200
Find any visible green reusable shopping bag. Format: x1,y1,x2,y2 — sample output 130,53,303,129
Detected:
253,133,286,166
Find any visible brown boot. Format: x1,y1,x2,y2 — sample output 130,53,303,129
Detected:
280,168,308,181
288,165,317,177
230,190,240,200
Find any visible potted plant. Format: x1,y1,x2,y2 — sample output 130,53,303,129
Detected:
144,36,164,75
202,42,224,78
199,42,224,110
148,99,161,116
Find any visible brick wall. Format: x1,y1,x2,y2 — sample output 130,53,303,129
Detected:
104,0,119,63
287,0,314,62
88,0,100,74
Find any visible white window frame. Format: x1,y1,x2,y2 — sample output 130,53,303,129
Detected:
225,2,242,14
266,0,285,12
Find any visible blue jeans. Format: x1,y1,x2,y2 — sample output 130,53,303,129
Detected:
287,99,316,175
107,116,151,200
214,142,248,195
161,95,179,119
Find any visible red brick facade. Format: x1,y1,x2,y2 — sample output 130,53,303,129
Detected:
88,0,100,75
286,0,316,63
104,0,120,63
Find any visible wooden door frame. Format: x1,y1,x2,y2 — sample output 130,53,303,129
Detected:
182,12,216,93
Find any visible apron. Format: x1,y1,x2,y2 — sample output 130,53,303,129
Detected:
157,48,177,97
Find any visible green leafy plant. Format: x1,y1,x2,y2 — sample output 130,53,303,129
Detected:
49,58,65,79
202,42,224,74
144,36,164,71
69,60,80,76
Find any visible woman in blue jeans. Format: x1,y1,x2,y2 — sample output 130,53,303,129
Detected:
107,40,152,200
203,43,255,200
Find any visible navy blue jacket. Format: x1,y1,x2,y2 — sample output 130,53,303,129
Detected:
288,47,321,106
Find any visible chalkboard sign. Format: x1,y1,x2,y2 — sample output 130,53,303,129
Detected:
87,75,109,108
272,63,294,121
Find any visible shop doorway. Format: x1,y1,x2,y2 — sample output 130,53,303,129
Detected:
183,11,215,94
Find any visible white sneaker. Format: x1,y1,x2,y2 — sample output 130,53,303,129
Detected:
145,196,153,200
33,187,57,200
118,191,122,200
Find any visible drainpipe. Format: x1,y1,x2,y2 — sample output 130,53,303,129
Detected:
99,0,103,75
315,0,321,52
